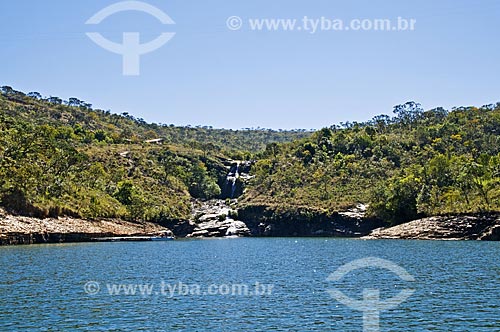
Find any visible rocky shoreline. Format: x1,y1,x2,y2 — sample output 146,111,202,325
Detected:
237,203,384,237
363,214,500,241
1,203,500,245
0,208,169,245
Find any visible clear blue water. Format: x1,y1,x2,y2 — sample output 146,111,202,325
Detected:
0,238,499,331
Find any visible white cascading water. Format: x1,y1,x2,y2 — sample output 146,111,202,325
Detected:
226,162,240,199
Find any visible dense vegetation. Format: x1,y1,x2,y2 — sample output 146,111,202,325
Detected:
2,85,499,226
244,102,500,225
0,86,310,222
0,86,310,156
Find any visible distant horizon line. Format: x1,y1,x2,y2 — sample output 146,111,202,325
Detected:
2,84,498,132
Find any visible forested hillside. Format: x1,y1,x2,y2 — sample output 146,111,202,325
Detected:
2,85,499,227
0,86,309,222
0,86,311,156
244,102,500,225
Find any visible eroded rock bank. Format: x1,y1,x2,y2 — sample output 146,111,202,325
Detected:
363,214,500,240
0,200,253,246
0,208,169,245
237,204,385,237
162,201,383,239
3,203,500,245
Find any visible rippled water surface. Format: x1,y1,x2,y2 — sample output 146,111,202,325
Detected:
1,238,499,331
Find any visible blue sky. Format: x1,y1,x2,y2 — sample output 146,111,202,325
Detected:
1,0,499,129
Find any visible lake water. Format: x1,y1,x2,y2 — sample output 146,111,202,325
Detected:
0,238,499,331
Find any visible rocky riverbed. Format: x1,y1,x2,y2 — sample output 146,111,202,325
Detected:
187,199,250,238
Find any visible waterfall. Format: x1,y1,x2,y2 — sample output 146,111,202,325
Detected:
231,178,237,198
225,162,240,199
221,160,254,199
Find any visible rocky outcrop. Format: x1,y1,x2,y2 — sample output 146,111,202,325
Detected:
363,214,500,240
188,218,250,238
479,224,500,240
237,204,384,237
187,199,250,238
0,208,170,245
159,219,196,238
